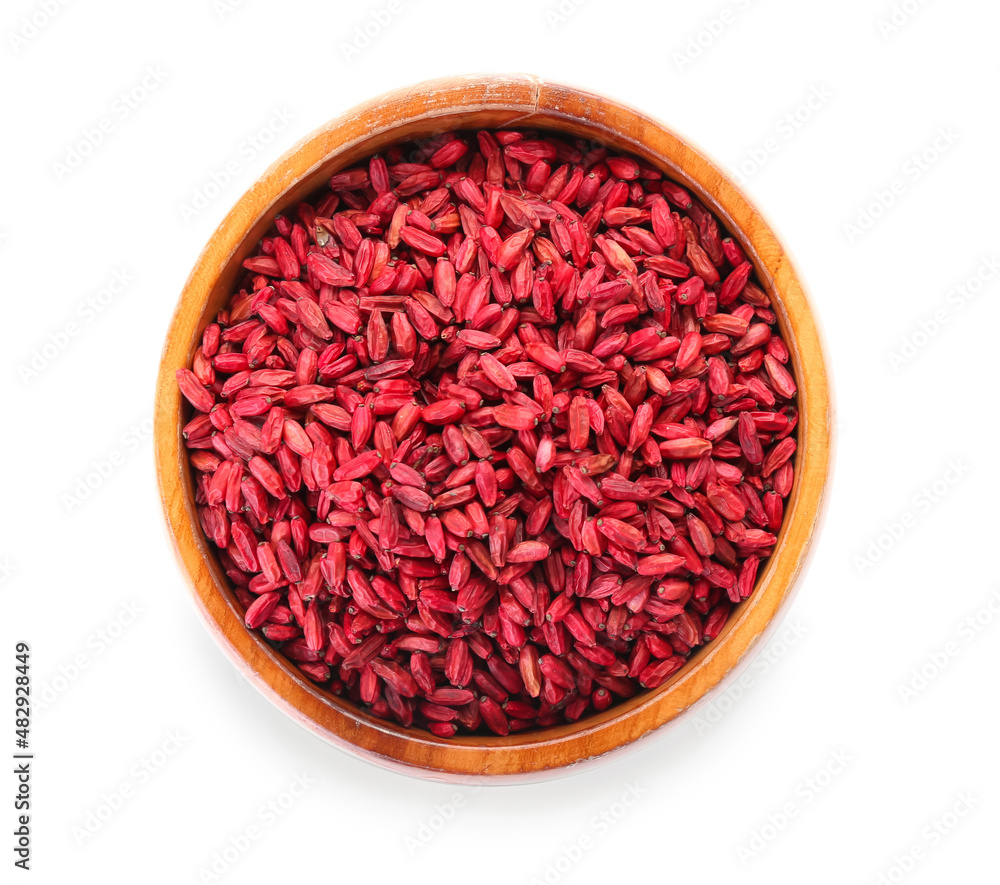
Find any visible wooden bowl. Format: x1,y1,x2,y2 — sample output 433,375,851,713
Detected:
155,74,832,782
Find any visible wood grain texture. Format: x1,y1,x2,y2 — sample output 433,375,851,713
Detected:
154,74,832,782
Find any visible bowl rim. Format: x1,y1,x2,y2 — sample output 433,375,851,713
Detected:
154,73,833,782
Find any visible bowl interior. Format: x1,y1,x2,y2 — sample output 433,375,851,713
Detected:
156,75,831,781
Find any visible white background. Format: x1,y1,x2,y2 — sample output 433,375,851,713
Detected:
2,0,997,882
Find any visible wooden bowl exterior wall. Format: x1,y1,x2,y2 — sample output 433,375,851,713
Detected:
155,75,832,782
